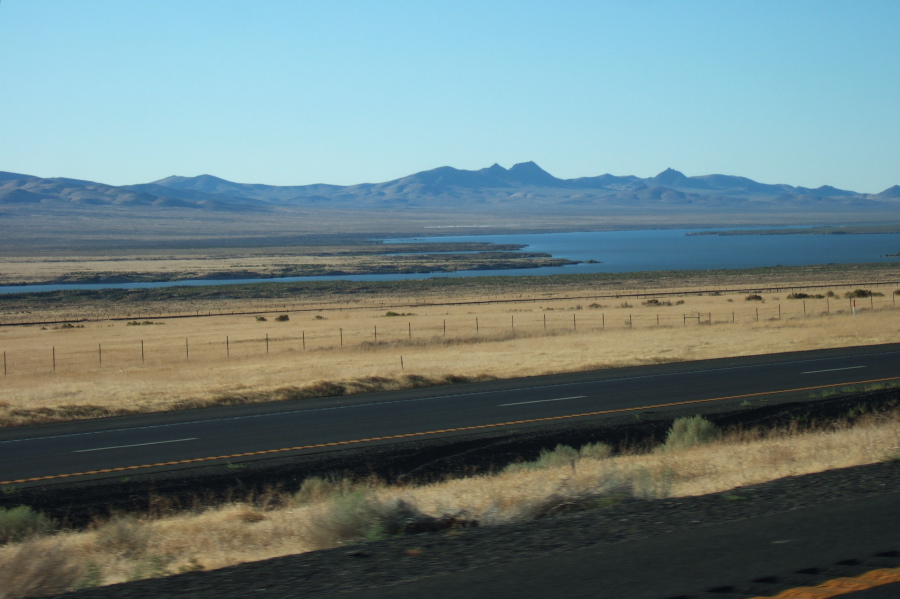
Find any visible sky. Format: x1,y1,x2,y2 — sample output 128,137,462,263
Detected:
1,1,898,193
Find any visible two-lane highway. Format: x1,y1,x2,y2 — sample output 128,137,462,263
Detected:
2,343,900,486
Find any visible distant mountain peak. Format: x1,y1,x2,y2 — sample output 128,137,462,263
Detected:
875,184,900,198
506,161,560,185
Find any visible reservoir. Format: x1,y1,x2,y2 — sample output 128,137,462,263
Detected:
3,228,900,294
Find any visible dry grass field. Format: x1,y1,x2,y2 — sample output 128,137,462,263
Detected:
0,407,897,597
2,278,900,427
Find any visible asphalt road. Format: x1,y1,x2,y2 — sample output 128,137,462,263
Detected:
347,491,900,599
3,343,900,486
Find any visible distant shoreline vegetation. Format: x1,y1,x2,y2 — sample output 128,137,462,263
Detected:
687,224,900,236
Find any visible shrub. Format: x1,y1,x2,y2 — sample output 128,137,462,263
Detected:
274,314,289,322
0,540,84,598
314,315,326,320
0,506,57,544
643,298,672,307
844,289,883,298
745,294,763,301
661,415,721,451
93,515,152,559
255,316,267,322
787,292,811,299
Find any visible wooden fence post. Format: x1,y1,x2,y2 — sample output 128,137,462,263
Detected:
98,343,102,366
52,346,56,372
227,336,230,358
141,340,144,364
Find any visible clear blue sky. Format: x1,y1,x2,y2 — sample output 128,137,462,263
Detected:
1,1,898,192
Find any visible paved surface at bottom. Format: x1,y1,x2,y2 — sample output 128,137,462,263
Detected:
843,582,900,597
347,492,900,599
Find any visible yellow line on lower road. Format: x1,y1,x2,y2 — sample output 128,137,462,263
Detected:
754,566,900,598
3,375,900,486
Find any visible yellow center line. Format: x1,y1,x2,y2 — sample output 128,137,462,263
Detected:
753,566,900,598
2,375,899,486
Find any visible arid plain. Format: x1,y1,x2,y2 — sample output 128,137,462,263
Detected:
3,262,900,427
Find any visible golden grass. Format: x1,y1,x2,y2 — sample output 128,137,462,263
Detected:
2,285,899,427
1,408,897,597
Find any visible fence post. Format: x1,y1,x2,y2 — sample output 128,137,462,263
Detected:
827,297,830,314
186,338,189,360
778,304,781,319
227,336,230,358
400,355,404,370
803,301,806,315
443,319,446,336
52,346,56,372
476,317,479,335
657,314,659,327
98,343,102,366
573,313,576,331
3,350,6,376
408,322,412,339
543,314,547,330
302,331,306,350
602,313,605,329
141,340,144,364
374,325,377,342
340,329,343,347
511,315,514,332
756,308,759,321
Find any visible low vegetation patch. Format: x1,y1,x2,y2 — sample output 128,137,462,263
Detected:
844,288,883,298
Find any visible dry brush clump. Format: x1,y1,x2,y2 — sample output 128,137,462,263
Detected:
2,408,899,597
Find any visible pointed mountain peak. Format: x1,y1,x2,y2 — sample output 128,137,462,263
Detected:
875,184,900,198
506,161,559,185
479,163,509,176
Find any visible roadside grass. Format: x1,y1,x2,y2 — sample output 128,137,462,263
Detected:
3,283,900,428
1,407,898,598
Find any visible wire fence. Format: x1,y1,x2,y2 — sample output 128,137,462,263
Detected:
1,294,893,377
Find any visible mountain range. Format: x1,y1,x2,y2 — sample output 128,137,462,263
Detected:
2,162,899,214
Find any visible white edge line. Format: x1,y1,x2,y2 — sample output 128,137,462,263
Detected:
500,396,587,407
802,366,867,374
74,438,198,453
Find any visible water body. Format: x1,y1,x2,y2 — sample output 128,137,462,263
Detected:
3,228,900,295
